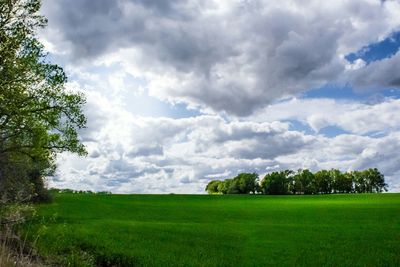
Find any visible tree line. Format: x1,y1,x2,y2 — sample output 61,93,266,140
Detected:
205,168,388,195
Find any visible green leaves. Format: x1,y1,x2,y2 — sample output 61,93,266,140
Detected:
206,173,259,194
0,0,87,202
0,0,86,155
207,168,388,195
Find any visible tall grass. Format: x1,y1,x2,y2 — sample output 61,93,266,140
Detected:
0,202,42,267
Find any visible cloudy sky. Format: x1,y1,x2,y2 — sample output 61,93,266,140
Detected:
39,0,400,193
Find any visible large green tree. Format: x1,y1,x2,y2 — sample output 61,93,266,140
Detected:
205,180,222,194
206,173,259,195
362,168,387,193
335,170,353,193
235,173,259,194
261,170,292,195
314,170,333,194
0,0,86,202
293,169,315,194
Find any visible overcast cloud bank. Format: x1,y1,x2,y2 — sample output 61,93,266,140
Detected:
39,0,400,193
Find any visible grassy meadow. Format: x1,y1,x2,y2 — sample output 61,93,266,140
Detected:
27,193,400,266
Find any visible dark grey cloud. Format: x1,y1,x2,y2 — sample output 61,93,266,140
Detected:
186,120,313,159
44,0,125,58
133,0,182,15
350,134,400,175
103,158,161,182
89,150,101,158
42,0,208,61
127,145,164,157
348,52,400,90
41,0,400,116
229,132,314,160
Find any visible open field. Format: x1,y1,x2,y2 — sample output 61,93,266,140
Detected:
27,193,400,266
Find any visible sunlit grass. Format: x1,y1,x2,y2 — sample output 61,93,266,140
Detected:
29,193,400,266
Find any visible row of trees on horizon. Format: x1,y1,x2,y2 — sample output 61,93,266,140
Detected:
205,168,388,195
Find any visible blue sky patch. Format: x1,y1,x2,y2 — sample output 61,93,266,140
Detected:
319,125,349,138
286,120,314,135
346,31,400,64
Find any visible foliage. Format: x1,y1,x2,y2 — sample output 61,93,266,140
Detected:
205,180,222,194
0,202,40,266
0,0,86,203
362,168,388,193
293,169,315,194
207,168,388,195
314,170,333,194
206,173,259,194
260,170,292,195
235,173,259,194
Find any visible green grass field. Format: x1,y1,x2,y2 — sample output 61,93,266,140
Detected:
28,193,400,266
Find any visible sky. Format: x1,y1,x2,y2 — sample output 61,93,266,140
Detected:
38,0,400,193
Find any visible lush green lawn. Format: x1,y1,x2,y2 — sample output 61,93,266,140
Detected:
28,193,400,266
